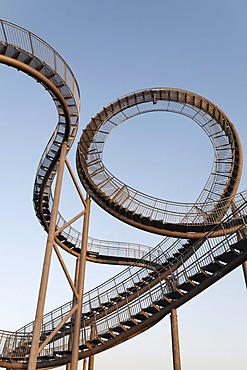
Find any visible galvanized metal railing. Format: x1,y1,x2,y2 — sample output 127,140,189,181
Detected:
77,88,242,233
0,21,245,366
1,196,246,360
0,19,80,104
11,206,246,358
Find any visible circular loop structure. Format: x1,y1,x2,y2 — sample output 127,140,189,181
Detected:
76,88,243,238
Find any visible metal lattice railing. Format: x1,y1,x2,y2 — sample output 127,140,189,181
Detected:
0,19,80,104
77,88,242,234
1,196,246,360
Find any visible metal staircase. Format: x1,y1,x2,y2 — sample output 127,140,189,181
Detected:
1,205,247,368
0,19,246,370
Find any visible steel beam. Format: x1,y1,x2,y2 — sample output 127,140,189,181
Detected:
170,309,182,370
27,141,68,370
70,196,91,370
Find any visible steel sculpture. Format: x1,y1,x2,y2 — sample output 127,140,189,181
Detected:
0,19,246,370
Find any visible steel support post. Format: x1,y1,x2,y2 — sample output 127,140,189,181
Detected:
88,354,94,370
70,196,91,370
88,321,96,370
242,261,247,289
235,225,247,290
27,141,68,370
66,257,81,370
170,308,182,370
83,359,87,370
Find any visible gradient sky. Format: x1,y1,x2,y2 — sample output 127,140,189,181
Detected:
0,1,246,370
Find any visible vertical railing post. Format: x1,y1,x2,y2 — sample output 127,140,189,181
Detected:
1,20,8,42
28,32,34,55
170,308,182,370
70,195,91,370
27,141,68,370
53,50,57,73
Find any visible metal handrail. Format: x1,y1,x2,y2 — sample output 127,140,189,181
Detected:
0,21,245,366
1,201,246,358
3,196,246,342
0,19,80,106
77,88,242,236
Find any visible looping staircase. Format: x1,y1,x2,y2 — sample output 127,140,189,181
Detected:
0,19,246,369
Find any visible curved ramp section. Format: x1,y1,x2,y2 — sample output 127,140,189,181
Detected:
76,88,242,238
0,19,80,242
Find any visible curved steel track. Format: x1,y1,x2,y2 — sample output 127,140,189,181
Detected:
0,19,247,369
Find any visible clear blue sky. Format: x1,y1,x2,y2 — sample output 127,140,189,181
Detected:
0,1,246,370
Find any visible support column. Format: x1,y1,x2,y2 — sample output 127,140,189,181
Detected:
66,257,81,370
170,308,182,370
88,321,96,370
83,358,87,370
70,195,91,370
28,141,68,370
242,261,247,289
231,203,247,290
88,355,94,370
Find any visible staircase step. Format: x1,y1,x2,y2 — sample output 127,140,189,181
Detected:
88,338,105,346
189,271,208,283
100,331,115,340
167,257,175,264
166,289,183,299
63,241,76,249
12,49,21,59
143,304,160,314
178,280,196,292
140,216,150,226
37,355,57,361
22,54,33,65
57,234,66,242
79,343,90,350
5,45,19,58
126,286,137,293
111,324,127,333
133,213,141,222
122,318,137,328
150,219,163,229
0,43,7,54
154,297,171,307
100,301,112,308
110,295,122,303
135,280,146,288
91,306,104,313
216,250,238,263
142,275,152,282
202,261,222,273
148,270,158,278
71,246,81,254
126,210,134,219
232,239,247,252
181,242,191,250
133,311,149,321
54,350,72,356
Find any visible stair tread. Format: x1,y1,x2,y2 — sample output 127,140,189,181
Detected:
189,271,208,283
